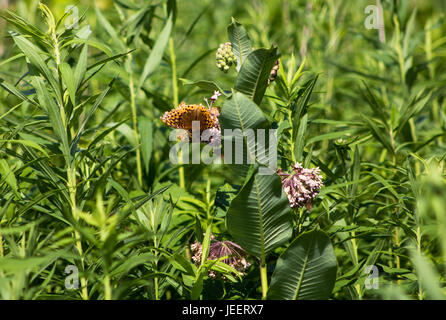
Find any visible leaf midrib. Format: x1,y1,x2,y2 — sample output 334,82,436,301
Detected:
249,51,268,103
235,30,244,68
293,243,311,300
254,176,266,263
233,94,256,163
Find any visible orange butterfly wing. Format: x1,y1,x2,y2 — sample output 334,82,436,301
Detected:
161,103,216,131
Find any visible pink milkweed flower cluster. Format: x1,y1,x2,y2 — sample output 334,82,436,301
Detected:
210,90,222,104
191,235,250,279
277,162,323,211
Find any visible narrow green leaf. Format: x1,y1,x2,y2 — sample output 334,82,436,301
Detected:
138,116,153,174
11,34,62,106
294,113,308,162
59,62,77,107
0,139,48,157
180,79,228,96
137,14,172,91
31,76,70,162
0,159,19,197
74,42,88,91
292,76,318,137
361,115,394,154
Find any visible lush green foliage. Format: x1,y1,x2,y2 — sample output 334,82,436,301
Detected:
0,0,446,300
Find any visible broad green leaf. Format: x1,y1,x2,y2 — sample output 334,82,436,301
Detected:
228,18,253,72
220,91,267,137
267,230,337,300
226,172,293,260
234,46,280,105
220,91,269,177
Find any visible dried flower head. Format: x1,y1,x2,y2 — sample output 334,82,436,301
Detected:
216,42,235,72
190,236,251,280
277,163,323,210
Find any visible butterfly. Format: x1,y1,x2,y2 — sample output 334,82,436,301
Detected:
161,102,220,131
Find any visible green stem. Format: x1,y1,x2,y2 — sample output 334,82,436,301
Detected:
127,53,143,187
103,273,112,300
154,277,159,300
150,206,159,300
169,36,184,188
178,149,185,189
350,234,362,299
260,263,268,299
416,225,423,300
68,168,88,300
205,177,212,221
169,38,178,107
52,22,89,300
287,109,296,164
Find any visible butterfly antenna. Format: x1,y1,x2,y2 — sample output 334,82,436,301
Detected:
204,98,211,110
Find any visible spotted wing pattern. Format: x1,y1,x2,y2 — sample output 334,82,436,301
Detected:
161,102,216,131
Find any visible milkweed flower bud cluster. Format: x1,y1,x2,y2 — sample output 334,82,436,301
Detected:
216,42,235,72
277,163,323,210
268,60,280,85
191,235,250,280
